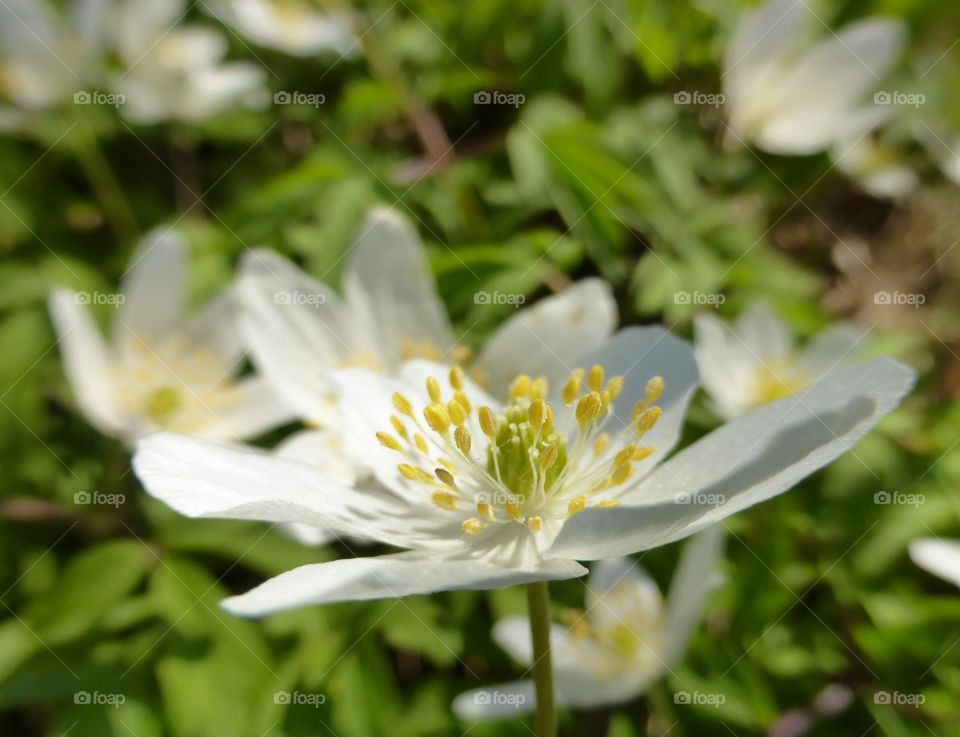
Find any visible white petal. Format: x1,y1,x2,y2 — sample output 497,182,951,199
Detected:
795,323,862,378
491,617,575,668
193,375,295,441
551,358,915,559
343,207,455,370
221,552,587,615
736,303,793,361
180,291,245,368
475,278,618,396
237,249,360,426
115,228,186,346
48,289,125,436
452,681,536,720
909,538,960,589
585,557,662,633
663,525,725,665
693,312,760,420
134,432,411,547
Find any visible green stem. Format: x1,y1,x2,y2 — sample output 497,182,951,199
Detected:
69,122,138,244
527,581,557,737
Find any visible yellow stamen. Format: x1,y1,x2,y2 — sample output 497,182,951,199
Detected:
531,377,548,400
635,406,662,435
432,492,457,511
454,390,472,413
614,444,636,466
645,376,664,404
427,376,442,403
448,400,466,426
633,446,654,461
398,464,432,483
606,375,624,399
477,502,494,519
455,425,472,455
540,444,559,471
449,365,464,391
506,500,523,521
562,370,583,404
439,457,457,474
611,463,633,486
390,415,409,439
376,432,403,452
576,392,602,426
393,392,414,417
568,495,586,516
463,517,484,534
435,467,456,487
414,434,429,454
424,403,451,433
509,374,531,400
479,406,499,437
528,399,546,430
597,500,620,509
593,433,610,456
527,516,543,533
588,365,605,393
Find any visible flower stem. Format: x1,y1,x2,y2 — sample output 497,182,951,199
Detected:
69,122,138,244
526,581,557,737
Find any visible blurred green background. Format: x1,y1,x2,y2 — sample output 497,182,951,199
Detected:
2,0,959,735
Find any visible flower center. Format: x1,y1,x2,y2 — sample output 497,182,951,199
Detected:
375,365,665,539
751,360,810,406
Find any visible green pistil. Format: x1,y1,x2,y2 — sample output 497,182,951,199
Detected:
486,401,567,498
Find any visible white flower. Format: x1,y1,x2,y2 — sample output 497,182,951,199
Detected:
831,135,918,198
48,227,291,447
723,0,906,155
0,0,107,125
110,0,267,124
917,127,960,187
205,0,356,57
694,304,862,420
236,206,619,489
453,528,724,719
909,538,960,589
134,316,913,615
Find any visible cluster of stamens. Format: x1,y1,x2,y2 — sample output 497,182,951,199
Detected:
376,363,665,539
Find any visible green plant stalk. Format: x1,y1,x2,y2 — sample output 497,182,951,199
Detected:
70,122,138,244
526,581,557,737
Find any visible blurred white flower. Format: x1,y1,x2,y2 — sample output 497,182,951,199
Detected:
49,228,291,447
910,538,960,589
831,135,918,198
453,528,724,719
694,304,862,420
917,127,960,186
236,206,618,504
0,0,108,126
723,0,906,155
205,0,356,57
110,0,268,124
134,313,912,614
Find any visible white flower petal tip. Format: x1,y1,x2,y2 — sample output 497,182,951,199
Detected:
909,538,960,589
452,682,536,720
220,555,587,616
549,358,915,561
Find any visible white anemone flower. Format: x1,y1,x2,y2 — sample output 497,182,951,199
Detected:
917,128,960,187
909,538,960,589
205,0,356,57
831,135,918,199
134,317,913,615
723,0,906,155
694,304,863,420
0,0,107,127
453,528,724,719
237,206,619,488
111,0,267,124
48,227,291,447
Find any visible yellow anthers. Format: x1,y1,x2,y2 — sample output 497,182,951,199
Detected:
543,404,555,432
614,444,636,466
633,446,654,461
453,390,472,413
463,517,484,534
393,392,414,417
477,502,494,520
414,434,429,454
531,377,549,400
509,374,532,400
606,375,624,399
527,516,543,533
645,376,664,404
435,467,457,487
540,444,559,471
455,425,472,455
528,399,546,430
426,376,442,403
432,492,457,511
635,406,662,436
448,400,467,426
506,500,524,521
398,463,431,482
611,463,634,486
631,400,645,422
562,370,584,404
576,391,602,425
568,495,587,516
424,403,451,433
439,457,457,474
593,433,611,457
390,415,409,439
597,500,620,509
600,390,612,409
449,365,464,391
479,406,499,437
588,364,605,393
376,431,403,452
